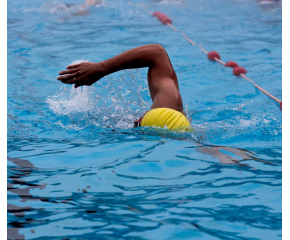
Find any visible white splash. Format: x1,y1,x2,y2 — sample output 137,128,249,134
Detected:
47,85,94,115
47,61,150,131
47,59,94,115
157,0,184,5
21,0,104,14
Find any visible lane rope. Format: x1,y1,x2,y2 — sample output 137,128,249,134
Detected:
128,1,282,111
182,31,196,45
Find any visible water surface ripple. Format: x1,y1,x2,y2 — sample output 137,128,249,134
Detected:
8,0,281,239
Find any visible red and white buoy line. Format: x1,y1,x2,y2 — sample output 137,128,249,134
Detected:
128,1,282,111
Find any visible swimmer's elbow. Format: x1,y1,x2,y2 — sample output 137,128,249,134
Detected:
150,44,167,57
146,44,169,66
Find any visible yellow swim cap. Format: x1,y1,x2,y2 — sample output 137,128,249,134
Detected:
141,108,193,131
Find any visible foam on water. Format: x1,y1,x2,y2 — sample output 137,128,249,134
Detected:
17,0,105,17
155,0,184,5
47,60,151,131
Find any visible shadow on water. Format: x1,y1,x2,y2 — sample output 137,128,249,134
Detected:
7,156,76,239
7,156,47,239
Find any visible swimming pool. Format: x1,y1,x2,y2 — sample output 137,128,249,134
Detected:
7,0,282,239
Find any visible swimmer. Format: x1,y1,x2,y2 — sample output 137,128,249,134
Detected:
56,44,276,166
65,0,101,8
257,0,281,3
65,0,102,16
57,44,192,131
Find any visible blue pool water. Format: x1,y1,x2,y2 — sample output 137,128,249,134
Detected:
7,0,282,239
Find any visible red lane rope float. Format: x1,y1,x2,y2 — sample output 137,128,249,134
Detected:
206,50,225,65
233,67,247,76
152,11,177,31
207,51,220,61
225,61,239,68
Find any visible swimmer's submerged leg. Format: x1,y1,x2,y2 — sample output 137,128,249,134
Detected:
196,144,275,166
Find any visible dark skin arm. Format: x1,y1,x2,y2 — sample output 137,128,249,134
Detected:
57,44,184,113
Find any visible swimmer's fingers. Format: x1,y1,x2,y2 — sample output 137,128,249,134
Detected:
61,76,89,86
57,71,80,81
74,78,95,88
58,68,79,77
74,82,82,88
66,64,80,70
60,78,80,84
57,75,76,81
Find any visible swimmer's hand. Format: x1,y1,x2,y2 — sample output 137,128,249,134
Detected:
57,62,103,88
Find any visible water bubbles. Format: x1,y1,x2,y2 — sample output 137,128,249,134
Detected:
47,64,150,132
157,0,184,5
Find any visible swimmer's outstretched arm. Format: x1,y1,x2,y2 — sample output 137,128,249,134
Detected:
58,44,183,111
58,44,175,87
